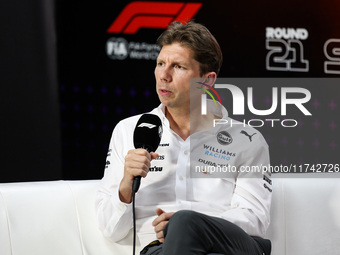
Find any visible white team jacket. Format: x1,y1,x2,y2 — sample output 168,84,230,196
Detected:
96,103,272,249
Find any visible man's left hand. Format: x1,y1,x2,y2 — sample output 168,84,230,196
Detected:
152,208,174,243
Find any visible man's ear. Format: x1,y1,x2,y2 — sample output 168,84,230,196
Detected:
201,72,217,88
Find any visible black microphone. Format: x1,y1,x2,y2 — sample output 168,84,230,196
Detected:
132,114,163,193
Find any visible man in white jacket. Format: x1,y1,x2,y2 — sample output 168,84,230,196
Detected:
96,21,272,255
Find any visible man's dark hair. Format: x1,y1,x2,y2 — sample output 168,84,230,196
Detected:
156,20,223,76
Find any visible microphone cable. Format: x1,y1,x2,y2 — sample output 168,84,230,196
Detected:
132,175,141,255
132,189,137,255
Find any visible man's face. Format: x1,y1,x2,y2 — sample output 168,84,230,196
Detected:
155,42,202,111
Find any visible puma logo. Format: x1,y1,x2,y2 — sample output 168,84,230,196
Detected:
240,130,257,142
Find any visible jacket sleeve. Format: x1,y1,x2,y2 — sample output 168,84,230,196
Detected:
95,121,134,242
221,133,272,238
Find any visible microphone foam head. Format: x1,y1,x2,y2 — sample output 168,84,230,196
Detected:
133,114,163,152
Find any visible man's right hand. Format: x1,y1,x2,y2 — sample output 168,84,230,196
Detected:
119,149,158,203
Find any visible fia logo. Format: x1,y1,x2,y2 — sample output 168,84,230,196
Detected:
106,37,128,60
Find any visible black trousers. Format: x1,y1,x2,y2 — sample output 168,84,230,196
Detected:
140,210,271,255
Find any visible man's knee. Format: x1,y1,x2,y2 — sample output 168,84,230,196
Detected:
169,210,201,224
163,210,206,247
165,210,204,234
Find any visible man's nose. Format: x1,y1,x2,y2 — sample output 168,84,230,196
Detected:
160,66,172,82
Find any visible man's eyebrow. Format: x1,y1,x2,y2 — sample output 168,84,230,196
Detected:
156,57,188,66
172,61,185,66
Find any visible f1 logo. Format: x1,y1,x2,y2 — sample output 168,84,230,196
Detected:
107,1,202,34
138,123,157,129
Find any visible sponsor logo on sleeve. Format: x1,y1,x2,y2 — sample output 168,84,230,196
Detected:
240,130,257,142
149,166,163,172
159,143,170,147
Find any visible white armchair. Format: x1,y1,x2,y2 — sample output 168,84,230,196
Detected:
0,174,339,255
